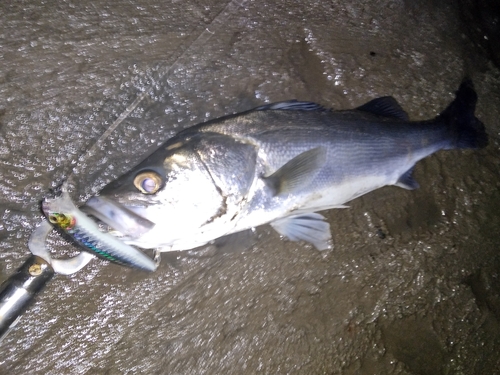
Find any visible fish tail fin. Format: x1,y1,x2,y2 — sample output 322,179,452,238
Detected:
438,79,488,149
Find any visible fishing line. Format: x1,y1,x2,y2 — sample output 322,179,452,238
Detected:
65,0,248,193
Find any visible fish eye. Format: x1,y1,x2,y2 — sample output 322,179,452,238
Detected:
134,171,163,194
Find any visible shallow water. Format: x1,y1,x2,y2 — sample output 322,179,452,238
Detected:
1,0,500,374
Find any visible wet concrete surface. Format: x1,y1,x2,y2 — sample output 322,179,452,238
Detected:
1,0,500,374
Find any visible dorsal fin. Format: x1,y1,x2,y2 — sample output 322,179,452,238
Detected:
256,100,325,111
356,96,409,121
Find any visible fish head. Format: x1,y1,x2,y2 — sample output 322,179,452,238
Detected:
84,138,231,249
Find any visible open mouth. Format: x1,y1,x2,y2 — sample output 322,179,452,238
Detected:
82,195,155,239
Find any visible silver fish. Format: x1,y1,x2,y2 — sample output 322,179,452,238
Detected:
85,80,488,254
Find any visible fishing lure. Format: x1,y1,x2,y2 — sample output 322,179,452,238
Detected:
42,189,157,272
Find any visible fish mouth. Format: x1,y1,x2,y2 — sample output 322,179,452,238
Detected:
81,195,155,239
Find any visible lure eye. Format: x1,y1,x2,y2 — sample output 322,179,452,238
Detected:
48,214,60,224
134,171,163,194
47,213,75,229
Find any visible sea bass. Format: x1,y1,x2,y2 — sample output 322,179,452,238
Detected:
83,80,488,257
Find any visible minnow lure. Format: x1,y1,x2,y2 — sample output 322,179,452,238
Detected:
42,190,157,272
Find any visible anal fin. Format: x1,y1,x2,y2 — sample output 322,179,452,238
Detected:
395,167,419,190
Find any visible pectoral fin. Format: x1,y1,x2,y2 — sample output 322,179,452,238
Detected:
270,213,332,250
263,147,327,196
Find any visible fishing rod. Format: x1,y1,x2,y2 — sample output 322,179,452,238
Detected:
0,221,93,341
0,255,54,340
